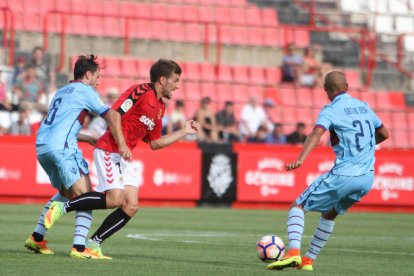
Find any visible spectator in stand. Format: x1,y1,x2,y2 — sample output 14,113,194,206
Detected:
248,124,268,143
88,87,119,139
13,64,45,111
263,98,276,134
239,96,267,141
286,122,307,144
167,99,186,134
12,56,26,85
215,101,240,143
281,43,302,85
29,46,55,90
0,125,7,135
194,96,219,142
8,106,32,136
31,110,48,135
299,46,323,88
266,122,287,144
0,70,13,111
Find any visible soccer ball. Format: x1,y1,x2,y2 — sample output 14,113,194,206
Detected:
256,235,285,262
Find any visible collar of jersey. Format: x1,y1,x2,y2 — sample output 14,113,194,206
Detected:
331,91,348,103
147,82,164,103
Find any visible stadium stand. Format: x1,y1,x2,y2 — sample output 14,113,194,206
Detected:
0,0,412,148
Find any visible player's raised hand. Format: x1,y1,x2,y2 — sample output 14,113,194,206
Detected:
185,120,199,134
119,145,132,162
285,160,303,171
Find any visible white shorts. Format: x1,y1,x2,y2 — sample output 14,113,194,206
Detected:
94,148,139,192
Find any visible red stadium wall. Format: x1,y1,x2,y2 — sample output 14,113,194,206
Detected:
0,136,413,212
0,136,201,206
233,144,414,212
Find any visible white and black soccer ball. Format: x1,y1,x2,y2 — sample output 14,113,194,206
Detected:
256,235,285,262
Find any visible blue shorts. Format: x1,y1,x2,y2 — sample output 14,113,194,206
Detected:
296,172,374,214
37,148,89,191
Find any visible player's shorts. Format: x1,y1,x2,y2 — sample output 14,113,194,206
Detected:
94,148,139,192
296,172,374,214
37,148,89,191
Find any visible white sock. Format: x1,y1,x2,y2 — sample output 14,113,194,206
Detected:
305,217,335,259
286,207,305,250
73,210,93,246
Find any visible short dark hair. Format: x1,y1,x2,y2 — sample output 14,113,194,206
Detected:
73,55,100,80
225,101,233,107
150,59,182,83
297,122,306,128
32,46,43,53
175,99,184,108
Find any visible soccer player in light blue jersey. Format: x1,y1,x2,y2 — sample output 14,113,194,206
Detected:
268,71,389,271
24,55,131,259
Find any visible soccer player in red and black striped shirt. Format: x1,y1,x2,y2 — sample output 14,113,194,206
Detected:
43,59,199,259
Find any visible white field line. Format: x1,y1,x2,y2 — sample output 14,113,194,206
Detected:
333,248,414,256
126,231,414,256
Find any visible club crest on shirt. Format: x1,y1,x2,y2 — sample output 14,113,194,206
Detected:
98,97,106,107
121,99,133,112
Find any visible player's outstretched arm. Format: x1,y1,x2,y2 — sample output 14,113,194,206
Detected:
77,133,97,146
150,120,199,150
375,125,389,145
286,127,324,171
104,109,132,161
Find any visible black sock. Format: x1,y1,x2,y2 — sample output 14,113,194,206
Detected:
90,208,131,245
73,244,85,252
32,232,44,242
64,192,106,212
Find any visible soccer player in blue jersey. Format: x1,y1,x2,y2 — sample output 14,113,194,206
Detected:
24,55,132,259
267,71,389,271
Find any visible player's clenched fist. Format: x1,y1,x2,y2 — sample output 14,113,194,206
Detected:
285,160,303,171
119,145,132,161
185,120,199,134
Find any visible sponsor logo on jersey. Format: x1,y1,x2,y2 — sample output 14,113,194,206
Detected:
140,115,155,131
98,97,106,107
121,99,133,112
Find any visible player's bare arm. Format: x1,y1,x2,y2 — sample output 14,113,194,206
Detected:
77,133,97,146
375,125,389,145
285,127,324,171
150,120,199,150
104,109,132,161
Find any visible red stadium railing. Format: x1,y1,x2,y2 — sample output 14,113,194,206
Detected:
292,0,414,86
42,10,211,72
41,9,369,89
0,6,15,66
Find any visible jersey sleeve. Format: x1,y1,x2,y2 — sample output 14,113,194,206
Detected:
83,87,110,116
314,106,333,131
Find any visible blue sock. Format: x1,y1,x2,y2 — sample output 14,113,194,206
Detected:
33,193,68,241
73,210,93,250
305,217,335,259
286,207,305,250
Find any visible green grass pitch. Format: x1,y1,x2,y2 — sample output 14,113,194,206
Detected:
0,204,413,275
